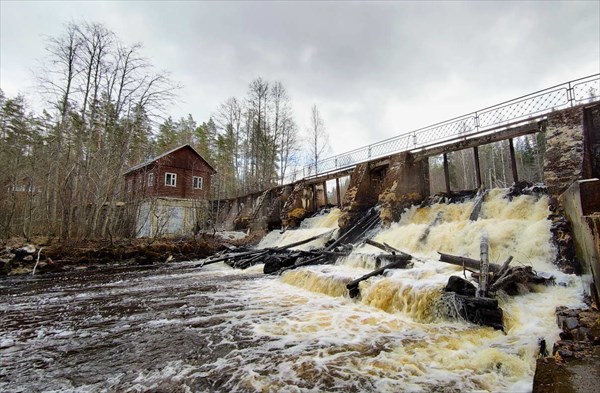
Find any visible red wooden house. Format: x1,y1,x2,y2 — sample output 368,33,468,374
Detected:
123,144,216,237
124,144,216,200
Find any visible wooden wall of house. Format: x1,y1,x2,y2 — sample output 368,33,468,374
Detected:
125,146,213,200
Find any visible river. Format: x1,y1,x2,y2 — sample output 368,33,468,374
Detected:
0,189,586,392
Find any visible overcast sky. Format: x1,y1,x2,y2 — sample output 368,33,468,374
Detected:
1,1,599,156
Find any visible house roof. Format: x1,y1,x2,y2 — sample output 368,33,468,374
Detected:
123,144,217,175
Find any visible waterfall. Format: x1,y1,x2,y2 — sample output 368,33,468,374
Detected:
262,187,584,391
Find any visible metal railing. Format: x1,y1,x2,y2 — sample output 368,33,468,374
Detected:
285,74,600,182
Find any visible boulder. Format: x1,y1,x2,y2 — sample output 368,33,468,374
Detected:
444,275,477,297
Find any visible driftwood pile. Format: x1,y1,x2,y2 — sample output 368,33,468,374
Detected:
200,208,382,275
438,234,554,330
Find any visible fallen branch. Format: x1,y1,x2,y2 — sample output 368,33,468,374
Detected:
31,247,43,276
469,187,488,221
346,255,412,298
438,252,502,273
419,211,443,243
364,239,411,259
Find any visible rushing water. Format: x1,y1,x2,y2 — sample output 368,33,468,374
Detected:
0,189,585,392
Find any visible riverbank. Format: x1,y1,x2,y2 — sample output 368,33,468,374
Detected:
0,232,256,276
533,306,600,393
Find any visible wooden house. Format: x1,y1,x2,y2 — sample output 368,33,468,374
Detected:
123,144,216,237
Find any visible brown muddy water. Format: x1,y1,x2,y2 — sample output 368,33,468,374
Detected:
0,190,588,392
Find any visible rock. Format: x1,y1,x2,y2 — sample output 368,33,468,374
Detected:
560,331,574,340
557,314,566,329
8,266,33,275
577,327,591,341
564,317,580,331
444,275,477,297
23,255,34,262
558,349,574,358
18,244,36,254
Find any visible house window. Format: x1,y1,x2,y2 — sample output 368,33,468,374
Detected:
165,172,177,187
127,179,132,193
193,176,203,190
136,176,142,190
148,173,154,187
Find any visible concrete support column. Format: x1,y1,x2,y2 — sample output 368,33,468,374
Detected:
543,106,585,197
377,153,430,227
508,138,519,183
337,163,374,229
443,153,451,193
473,146,482,188
336,177,342,207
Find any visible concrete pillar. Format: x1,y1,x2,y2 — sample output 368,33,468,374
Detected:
377,152,430,227
336,177,342,207
443,153,451,193
473,146,482,188
543,106,585,197
583,105,600,179
280,181,308,229
338,162,375,229
562,179,600,305
508,138,519,183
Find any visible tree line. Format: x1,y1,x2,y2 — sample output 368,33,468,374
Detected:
0,21,329,241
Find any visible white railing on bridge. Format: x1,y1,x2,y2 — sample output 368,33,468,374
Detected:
285,74,600,183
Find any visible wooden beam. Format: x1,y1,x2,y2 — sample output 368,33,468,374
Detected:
473,146,482,187
443,153,451,194
304,168,355,186
336,177,342,207
508,138,519,183
413,121,541,159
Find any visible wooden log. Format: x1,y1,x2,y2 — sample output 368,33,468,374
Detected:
376,254,415,267
478,233,489,298
438,252,501,273
346,256,412,298
234,251,271,269
275,230,335,251
469,187,488,221
202,249,266,266
276,255,330,274
202,231,333,267
488,266,554,295
325,209,379,251
490,256,513,284
419,211,443,242
364,239,412,259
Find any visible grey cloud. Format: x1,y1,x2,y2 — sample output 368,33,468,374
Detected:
1,1,598,154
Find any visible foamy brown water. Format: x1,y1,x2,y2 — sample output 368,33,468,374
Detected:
0,190,584,392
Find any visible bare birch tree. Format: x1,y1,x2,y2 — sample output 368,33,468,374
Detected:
307,104,330,175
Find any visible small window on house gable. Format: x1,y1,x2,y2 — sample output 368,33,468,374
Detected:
165,172,177,187
148,173,154,187
193,176,203,190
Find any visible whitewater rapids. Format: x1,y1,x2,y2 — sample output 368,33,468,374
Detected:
0,189,584,392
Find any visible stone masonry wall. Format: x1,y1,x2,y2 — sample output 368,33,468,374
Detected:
378,153,430,227
338,163,375,230
543,107,585,197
